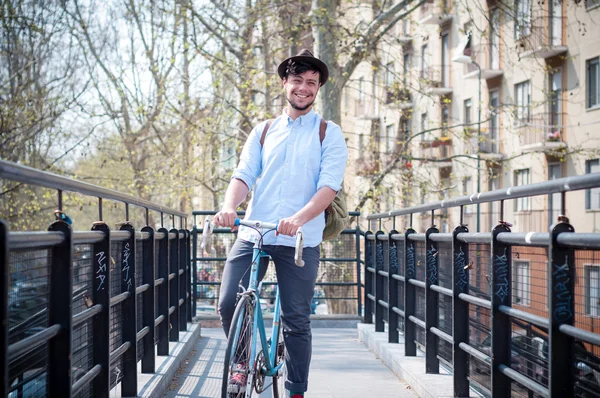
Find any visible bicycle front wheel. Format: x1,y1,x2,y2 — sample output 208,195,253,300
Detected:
271,323,287,398
222,294,255,398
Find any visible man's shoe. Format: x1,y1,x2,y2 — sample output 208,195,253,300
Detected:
227,363,247,393
290,394,304,398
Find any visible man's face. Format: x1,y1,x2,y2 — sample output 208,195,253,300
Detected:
283,70,320,111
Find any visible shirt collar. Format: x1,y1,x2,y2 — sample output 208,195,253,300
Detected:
282,108,317,127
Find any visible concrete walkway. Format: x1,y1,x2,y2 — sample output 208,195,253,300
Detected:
162,328,418,398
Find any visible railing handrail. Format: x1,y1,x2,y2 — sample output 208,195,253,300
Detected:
367,172,600,219
0,159,187,217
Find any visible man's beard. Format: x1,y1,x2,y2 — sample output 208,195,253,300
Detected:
287,93,314,111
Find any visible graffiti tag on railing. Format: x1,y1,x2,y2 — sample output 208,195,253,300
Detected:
376,241,384,270
553,255,573,322
122,242,132,291
406,245,415,280
389,243,399,272
96,251,107,291
494,248,509,302
427,245,438,284
454,247,468,292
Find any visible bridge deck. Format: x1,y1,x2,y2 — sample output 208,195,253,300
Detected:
162,328,417,398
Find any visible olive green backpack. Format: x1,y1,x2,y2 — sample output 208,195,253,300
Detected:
260,118,349,241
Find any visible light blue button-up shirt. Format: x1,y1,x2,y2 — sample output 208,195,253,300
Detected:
232,109,348,247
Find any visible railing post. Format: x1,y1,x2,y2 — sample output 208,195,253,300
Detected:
192,225,198,318
548,218,575,396
157,227,170,355
388,230,399,343
169,228,180,341
363,231,374,324
356,226,363,317
374,231,385,332
186,229,192,323
490,222,512,398
404,227,417,356
425,225,440,373
1,220,9,398
178,229,187,331
452,224,470,397
91,222,111,396
141,225,156,373
47,219,73,398
119,223,137,397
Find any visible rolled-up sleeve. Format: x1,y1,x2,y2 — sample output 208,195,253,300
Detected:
317,122,348,192
231,122,264,190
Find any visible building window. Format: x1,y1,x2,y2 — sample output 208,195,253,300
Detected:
464,99,472,127
358,77,365,105
421,112,430,141
586,159,600,209
587,57,599,108
400,116,411,143
513,260,530,306
421,43,429,78
403,53,411,85
385,124,395,153
441,107,449,136
515,169,530,211
586,0,600,9
385,62,394,88
515,0,531,39
585,265,600,316
515,81,531,125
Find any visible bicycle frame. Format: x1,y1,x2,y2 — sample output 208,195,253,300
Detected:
229,238,284,395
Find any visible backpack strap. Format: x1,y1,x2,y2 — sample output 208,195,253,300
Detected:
260,119,274,147
319,119,334,214
319,119,327,145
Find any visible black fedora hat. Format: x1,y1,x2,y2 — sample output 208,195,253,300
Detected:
277,49,329,85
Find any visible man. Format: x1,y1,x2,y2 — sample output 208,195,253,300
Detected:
214,49,348,397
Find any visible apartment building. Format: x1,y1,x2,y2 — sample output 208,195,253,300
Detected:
342,0,600,339
343,0,600,234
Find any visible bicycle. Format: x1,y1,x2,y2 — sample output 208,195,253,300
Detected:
202,217,305,398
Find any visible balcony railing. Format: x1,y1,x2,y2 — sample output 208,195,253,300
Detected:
463,43,503,80
516,11,567,58
420,66,452,96
421,136,453,166
419,0,452,25
519,113,566,152
385,85,412,108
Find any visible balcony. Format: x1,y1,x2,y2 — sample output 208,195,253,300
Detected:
478,131,503,160
421,135,453,167
516,11,567,59
462,43,503,80
420,66,452,96
395,19,413,44
385,85,413,109
519,113,567,153
418,0,452,25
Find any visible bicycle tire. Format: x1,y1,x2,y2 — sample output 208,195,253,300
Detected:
222,294,255,398
271,322,287,398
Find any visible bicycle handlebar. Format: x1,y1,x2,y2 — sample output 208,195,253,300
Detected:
235,218,304,267
203,217,304,267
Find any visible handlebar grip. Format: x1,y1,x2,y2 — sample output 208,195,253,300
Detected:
235,218,278,230
294,229,304,267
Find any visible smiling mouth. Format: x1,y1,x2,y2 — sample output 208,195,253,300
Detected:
295,93,311,99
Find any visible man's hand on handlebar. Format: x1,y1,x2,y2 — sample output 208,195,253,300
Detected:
214,208,238,231
276,216,304,237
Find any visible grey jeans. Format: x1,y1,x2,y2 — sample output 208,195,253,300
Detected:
218,238,320,393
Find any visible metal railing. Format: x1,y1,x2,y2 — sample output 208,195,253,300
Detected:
191,210,363,317
364,173,600,397
1,160,192,398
